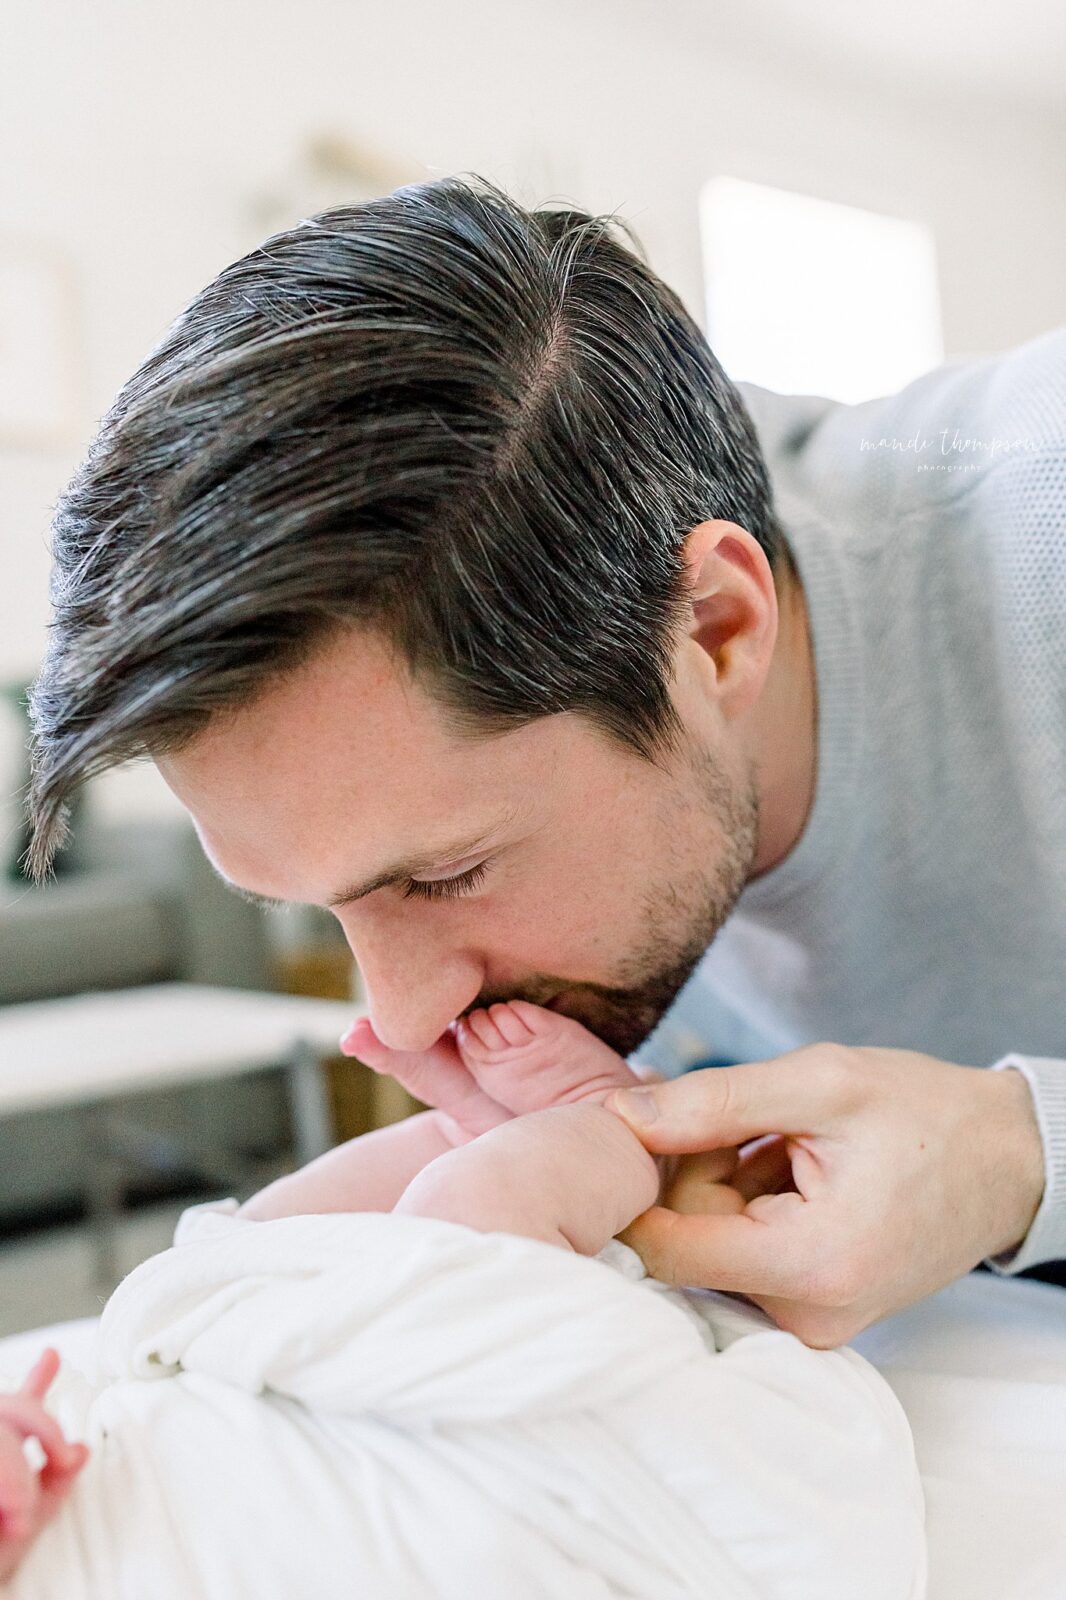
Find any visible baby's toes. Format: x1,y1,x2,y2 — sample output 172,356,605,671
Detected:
457,1001,641,1116
486,1003,537,1048
458,1002,540,1058
338,1015,390,1068
459,1008,509,1056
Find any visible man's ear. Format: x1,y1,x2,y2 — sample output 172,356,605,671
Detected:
680,520,779,719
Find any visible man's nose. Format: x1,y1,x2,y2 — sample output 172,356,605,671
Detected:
340,923,484,1054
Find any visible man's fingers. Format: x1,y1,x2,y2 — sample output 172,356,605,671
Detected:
617,1197,811,1297
660,1148,741,1214
732,1135,795,1201
667,1180,747,1219
606,1049,852,1153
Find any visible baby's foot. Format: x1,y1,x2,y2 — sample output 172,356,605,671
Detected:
454,1000,643,1115
451,1003,673,1227
340,1002,643,1138
340,1016,511,1140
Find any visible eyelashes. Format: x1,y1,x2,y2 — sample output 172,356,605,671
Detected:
401,860,490,903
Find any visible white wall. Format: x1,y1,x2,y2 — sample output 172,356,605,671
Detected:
3,0,1064,814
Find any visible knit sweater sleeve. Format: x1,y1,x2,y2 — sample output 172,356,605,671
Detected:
978,332,1066,1274
983,1056,1066,1274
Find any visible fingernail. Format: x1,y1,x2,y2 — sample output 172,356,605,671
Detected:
608,1088,659,1124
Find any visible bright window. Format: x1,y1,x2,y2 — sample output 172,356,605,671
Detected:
700,177,943,404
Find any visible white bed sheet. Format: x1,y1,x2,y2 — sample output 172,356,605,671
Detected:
851,1272,1066,1600
2,1269,1064,1600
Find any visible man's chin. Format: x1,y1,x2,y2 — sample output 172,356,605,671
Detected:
542,988,664,1059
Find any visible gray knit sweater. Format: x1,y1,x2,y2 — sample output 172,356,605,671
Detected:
634,330,1066,1274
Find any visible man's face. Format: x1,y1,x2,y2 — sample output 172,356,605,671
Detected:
157,627,759,1057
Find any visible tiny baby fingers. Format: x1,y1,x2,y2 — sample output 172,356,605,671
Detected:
19,1348,60,1402
37,1438,89,1496
731,1135,795,1201
660,1149,743,1214
0,1396,77,1472
0,1435,36,1541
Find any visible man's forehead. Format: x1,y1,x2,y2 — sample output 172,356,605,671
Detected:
175,630,444,762
159,634,472,811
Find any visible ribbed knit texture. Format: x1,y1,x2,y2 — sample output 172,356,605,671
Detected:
633,330,1066,1273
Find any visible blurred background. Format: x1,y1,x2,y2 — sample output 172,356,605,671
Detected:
1,0,1063,1332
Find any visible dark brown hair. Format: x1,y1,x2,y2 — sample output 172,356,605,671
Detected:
26,173,787,881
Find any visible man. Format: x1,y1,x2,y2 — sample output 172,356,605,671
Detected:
26,176,1064,1347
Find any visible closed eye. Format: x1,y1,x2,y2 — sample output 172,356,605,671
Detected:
401,861,490,903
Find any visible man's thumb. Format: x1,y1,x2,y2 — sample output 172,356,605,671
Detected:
606,1054,846,1152
606,1086,661,1125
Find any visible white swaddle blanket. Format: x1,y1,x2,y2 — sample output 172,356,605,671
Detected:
11,1201,926,1600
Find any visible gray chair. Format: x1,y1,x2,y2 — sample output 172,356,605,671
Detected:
1,812,275,1004
1,681,290,1222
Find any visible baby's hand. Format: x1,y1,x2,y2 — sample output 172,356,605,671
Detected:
0,1349,88,1584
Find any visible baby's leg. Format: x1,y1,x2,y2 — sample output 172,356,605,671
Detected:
355,998,649,1122
238,1026,515,1221
394,1103,660,1256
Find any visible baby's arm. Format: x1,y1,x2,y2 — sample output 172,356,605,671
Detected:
394,1102,661,1256
0,1350,88,1586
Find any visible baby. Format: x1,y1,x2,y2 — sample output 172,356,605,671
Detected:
0,1000,733,1584
236,998,703,1231
0,1000,925,1598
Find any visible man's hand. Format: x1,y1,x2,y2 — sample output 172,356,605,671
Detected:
607,1043,1046,1347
